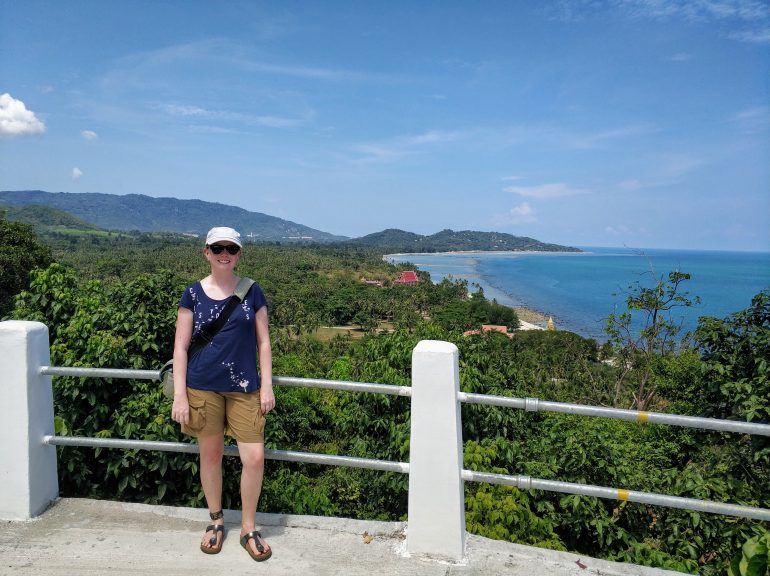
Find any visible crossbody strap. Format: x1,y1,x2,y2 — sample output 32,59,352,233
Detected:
187,277,254,360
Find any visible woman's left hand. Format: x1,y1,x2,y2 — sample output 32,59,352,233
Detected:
260,385,276,415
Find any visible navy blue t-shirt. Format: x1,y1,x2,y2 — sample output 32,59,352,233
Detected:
179,280,268,393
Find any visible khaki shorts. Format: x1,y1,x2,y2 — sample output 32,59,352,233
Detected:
182,387,265,443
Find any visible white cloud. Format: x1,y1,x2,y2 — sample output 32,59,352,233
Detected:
732,106,770,132
619,179,643,191
187,125,239,135
658,153,702,179
509,202,537,223
159,103,305,129
504,182,589,198
350,130,465,163
615,152,705,191
253,115,303,128
351,143,409,162
71,167,83,181
238,59,384,82
0,93,46,137
495,122,657,151
110,39,393,89
81,130,98,140
729,27,770,42
163,104,208,117
406,130,461,145
605,224,632,235
552,1,770,44
493,202,537,225
620,0,770,22
636,1,770,44
565,124,656,149
667,52,693,61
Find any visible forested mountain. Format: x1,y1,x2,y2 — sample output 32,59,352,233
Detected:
1,203,106,232
2,191,577,252
0,190,346,242
347,228,580,253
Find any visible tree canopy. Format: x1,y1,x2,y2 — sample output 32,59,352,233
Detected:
4,236,769,575
0,211,52,316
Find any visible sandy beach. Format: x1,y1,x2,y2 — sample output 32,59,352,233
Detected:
384,249,580,258
514,307,549,326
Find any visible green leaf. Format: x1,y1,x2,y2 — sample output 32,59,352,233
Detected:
53,416,68,435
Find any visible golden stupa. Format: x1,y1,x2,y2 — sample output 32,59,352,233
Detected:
546,316,555,331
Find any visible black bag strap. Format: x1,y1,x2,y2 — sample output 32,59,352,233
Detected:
187,277,254,360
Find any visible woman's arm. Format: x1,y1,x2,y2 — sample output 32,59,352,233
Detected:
255,305,275,414
171,307,194,425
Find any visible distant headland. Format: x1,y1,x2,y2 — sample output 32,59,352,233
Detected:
344,228,580,253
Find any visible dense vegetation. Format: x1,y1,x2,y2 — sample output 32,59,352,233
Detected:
3,224,769,575
38,234,514,334
0,210,53,316
0,203,106,232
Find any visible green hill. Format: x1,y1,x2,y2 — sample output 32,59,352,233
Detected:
0,190,347,242
1,191,579,251
347,228,580,253
0,203,110,234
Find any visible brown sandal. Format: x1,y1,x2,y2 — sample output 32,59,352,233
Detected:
240,530,272,562
200,510,225,554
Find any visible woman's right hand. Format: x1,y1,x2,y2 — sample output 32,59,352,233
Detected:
171,393,190,425
171,307,193,426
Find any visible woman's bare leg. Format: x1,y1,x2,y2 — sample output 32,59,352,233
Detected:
199,433,225,548
237,441,270,555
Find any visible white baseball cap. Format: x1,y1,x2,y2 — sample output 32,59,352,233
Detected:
205,226,242,248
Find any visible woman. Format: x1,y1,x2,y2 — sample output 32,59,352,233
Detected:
170,226,275,561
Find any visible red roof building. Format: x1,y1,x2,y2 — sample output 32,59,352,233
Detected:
394,271,419,285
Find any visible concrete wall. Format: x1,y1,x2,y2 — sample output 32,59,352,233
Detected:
0,321,59,519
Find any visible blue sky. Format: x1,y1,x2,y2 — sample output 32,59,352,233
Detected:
1,1,768,250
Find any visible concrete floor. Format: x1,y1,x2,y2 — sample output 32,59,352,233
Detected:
1,499,687,576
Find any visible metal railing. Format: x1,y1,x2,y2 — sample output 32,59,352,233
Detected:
458,392,770,436
39,363,770,523
42,366,161,380
42,436,409,474
462,471,769,522
274,375,412,397
39,367,414,398
458,391,770,522
39,366,411,474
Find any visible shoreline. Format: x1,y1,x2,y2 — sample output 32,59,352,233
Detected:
384,249,582,258
385,249,770,341
514,306,550,325
385,252,553,329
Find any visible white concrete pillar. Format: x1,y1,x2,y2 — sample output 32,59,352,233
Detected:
407,340,465,560
0,321,59,519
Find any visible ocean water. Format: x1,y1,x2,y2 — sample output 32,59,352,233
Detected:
388,247,770,341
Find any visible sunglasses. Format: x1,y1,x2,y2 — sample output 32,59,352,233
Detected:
208,244,241,255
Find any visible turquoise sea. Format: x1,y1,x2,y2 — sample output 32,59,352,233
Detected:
388,247,770,341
